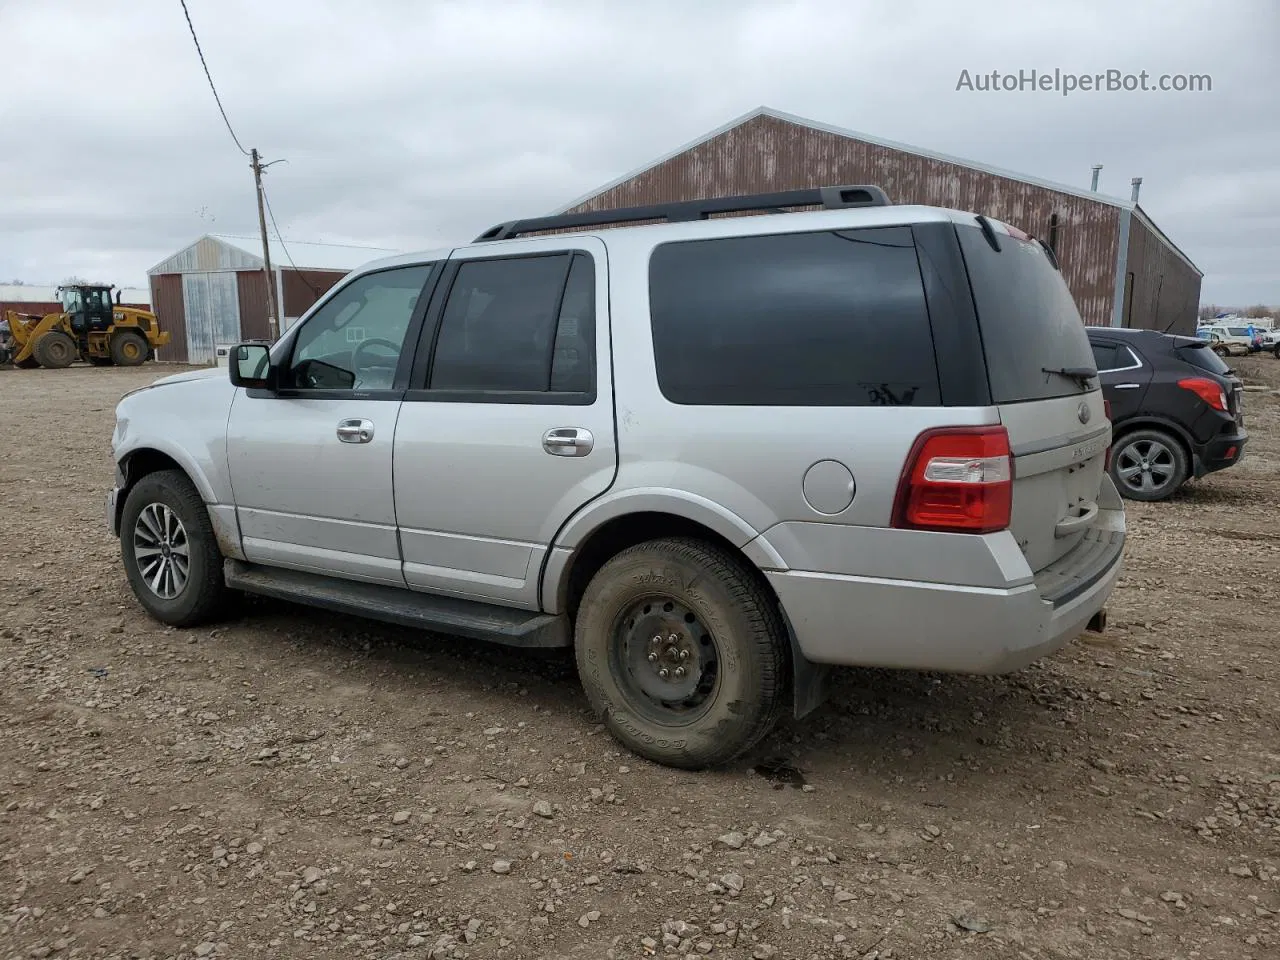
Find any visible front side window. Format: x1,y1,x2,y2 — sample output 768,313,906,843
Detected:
648,227,939,406
286,264,433,391
428,252,595,397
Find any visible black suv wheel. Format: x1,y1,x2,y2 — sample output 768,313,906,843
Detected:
1109,428,1188,501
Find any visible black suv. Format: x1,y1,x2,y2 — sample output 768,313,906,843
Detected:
1087,327,1247,501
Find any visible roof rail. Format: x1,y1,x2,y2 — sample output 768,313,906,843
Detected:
473,184,891,242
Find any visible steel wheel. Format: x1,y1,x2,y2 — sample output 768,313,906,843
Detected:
132,502,190,599
610,595,720,726
1115,437,1178,496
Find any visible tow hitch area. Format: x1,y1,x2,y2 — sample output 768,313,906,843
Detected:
1087,609,1107,633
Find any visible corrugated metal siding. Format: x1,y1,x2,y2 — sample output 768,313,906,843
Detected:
151,275,188,362
283,269,346,318
236,270,281,341
150,236,263,276
1123,216,1201,336
565,114,1122,326
181,272,242,364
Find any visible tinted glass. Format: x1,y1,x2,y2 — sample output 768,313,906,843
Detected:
1177,341,1232,375
1090,342,1119,371
287,264,432,390
648,227,939,406
549,254,595,393
430,253,593,394
956,224,1097,402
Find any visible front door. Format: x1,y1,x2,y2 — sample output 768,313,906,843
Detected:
226,262,440,585
393,239,616,609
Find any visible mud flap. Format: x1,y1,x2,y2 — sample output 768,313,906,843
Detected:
779,607,832,719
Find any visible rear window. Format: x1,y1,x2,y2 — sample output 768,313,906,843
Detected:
1177,341,1232,375
648,226,940,406
955,223,1097,403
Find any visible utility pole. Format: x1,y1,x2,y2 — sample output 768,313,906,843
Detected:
251,148,279,341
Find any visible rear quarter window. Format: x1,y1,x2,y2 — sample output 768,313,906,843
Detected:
647,226,940,406
1178,342,1233,375
956,223,1097,403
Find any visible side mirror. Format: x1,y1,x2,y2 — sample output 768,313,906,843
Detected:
229,342,273,390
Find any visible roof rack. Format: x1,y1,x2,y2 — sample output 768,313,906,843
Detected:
473,184,891,242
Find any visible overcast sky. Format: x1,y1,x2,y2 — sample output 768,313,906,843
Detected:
2,0,1276,306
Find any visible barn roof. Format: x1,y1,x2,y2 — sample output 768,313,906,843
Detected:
552,106,1200,276
148,233,400,276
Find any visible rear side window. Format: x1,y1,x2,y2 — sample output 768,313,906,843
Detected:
1177,341,1232,375
648,227,940,406
956,223,1096,403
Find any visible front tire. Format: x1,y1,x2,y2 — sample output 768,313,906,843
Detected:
1109,428,1189,501
573,536,789,769
119,469,229,626
32,331,77,368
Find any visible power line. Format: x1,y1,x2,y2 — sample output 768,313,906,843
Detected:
260,183,322,297
178,0,249,157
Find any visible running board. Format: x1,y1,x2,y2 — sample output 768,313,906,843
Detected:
223,560,571,648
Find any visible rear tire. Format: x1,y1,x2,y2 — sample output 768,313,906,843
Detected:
32,331,77,368
1108,428,1189,501
119,469,229,627
111,330,148,366
573,536,789,770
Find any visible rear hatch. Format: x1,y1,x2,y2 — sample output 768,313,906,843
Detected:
956,221,1111,573
1174,337,1245,428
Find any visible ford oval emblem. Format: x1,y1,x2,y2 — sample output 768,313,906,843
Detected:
1077,402,1091,424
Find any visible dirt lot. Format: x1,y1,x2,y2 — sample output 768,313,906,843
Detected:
1,359,1277,960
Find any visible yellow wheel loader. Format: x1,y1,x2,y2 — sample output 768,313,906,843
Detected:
1,284,170,369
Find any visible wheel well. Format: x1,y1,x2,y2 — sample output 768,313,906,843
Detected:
1111,420,1193,467
561,512,774,621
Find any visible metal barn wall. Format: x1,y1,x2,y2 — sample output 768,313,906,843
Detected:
1122,215,1201,336
282,269,347,319
181,272,242,364
150,274,188,363
564,114,1123,327
236,270,281,342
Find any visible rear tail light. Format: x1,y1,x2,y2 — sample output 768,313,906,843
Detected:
892,426,1013,534
1177,377,1228,412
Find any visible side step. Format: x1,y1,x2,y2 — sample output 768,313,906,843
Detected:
223,560,571,649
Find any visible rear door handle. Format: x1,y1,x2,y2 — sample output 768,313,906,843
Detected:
542,427,593,457
1114,383,1141,390
337,418,375,443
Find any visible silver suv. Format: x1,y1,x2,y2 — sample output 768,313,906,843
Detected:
106,185,1126,769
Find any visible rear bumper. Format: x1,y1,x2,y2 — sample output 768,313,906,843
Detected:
1193,431,1247,478
761,481,1126,675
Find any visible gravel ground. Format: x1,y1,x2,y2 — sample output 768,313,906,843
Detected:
1,359,1278,960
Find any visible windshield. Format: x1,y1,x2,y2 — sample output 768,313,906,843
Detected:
60,288,82,313
1227,326,1250,336
956,223,1097,402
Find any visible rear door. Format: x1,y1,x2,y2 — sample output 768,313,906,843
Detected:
1091,336,1152,421
392,237,617,609
956,223,1111,573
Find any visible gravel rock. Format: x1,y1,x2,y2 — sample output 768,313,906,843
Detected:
533,800,554,818
718,832,746,849
492,860,512,875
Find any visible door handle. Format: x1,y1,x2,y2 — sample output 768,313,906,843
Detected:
542,427,593,457
337,418,375,443
1114,383,1141,390
1055,500,1099,538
